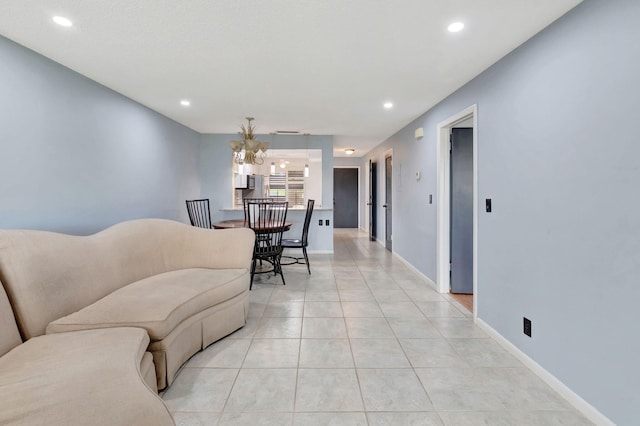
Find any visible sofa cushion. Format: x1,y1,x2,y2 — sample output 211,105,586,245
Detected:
0,327,174,426
47,268,249,340
0,282,21,357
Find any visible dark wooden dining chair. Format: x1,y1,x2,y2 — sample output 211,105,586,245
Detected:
281,199,315,274
246,200,288,289
244,198,276,267
185,199,212,229
243,197,275,222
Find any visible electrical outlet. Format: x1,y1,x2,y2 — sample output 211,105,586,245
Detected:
429,194,433,204
486,198,492,213
523,317,532,337
318,220,323,226
325,219,330,226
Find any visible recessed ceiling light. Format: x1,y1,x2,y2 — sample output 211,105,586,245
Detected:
448,22,464,33
180,100,191,107
52,16,73,27
383,102,393,109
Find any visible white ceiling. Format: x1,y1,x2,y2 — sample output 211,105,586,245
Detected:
0,0,582,157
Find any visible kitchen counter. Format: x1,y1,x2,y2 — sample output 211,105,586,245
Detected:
221,207,333,212
216,206,333,253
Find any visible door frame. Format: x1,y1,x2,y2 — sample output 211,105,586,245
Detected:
367,159,377,239
383,149,393,250
333,166,361,229
436,105,478,316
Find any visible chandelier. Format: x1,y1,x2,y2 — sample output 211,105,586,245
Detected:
229,117,269,165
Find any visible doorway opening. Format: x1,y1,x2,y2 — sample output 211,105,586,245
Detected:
436,105,478,316
333,167,360,228
368,160,377,241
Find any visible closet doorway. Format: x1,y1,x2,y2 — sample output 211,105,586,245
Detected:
436,105,478,315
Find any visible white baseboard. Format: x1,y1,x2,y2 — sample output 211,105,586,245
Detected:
363,230,612,424
390,251,439,292
307,250,333,254
475,318,614,426
441,293,473,319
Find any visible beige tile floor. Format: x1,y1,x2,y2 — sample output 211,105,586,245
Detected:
162,229,592,425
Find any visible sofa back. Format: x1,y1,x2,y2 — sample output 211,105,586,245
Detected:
0,281,22,356
0,219,255,339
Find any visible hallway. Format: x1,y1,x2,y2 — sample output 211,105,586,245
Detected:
162,229,591,425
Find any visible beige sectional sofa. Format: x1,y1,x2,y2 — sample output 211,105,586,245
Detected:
0,219,255,425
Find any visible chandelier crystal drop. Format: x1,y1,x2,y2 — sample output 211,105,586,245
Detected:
229,117,269,165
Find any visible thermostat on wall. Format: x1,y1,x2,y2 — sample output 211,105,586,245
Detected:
415,127,424,140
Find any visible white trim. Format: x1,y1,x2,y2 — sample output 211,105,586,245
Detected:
390,250,439,292
475,319,614,426
230,158,237,208
307,250,334,254
436,104,478,319
441,293,473,318
333,166,361,229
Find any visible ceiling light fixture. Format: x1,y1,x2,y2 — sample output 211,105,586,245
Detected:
180,100,191,106
229,117,269,166
383,102,394,109
52,16,73,27
448,22,464,33
345,148,355,155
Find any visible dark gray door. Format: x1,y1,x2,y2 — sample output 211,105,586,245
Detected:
450,128,473,294
368,160,377,241
334,168,358,228
384,155,392,251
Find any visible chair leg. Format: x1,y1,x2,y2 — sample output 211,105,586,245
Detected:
303,247,310,274
250,258,257,290
275,255,286,286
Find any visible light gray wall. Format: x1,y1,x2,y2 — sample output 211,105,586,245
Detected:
333,156,362,167
0,36,201,235
360,0,638,423
197,134,234,223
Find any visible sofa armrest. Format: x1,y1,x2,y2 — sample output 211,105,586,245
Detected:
0,328,174,426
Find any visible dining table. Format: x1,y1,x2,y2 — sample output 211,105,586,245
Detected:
213,218,293,282
212,219,292,231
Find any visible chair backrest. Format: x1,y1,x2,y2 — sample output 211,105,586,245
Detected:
246,201,288,256
185,199,212,229
243,197,274,221
301,199,315,246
